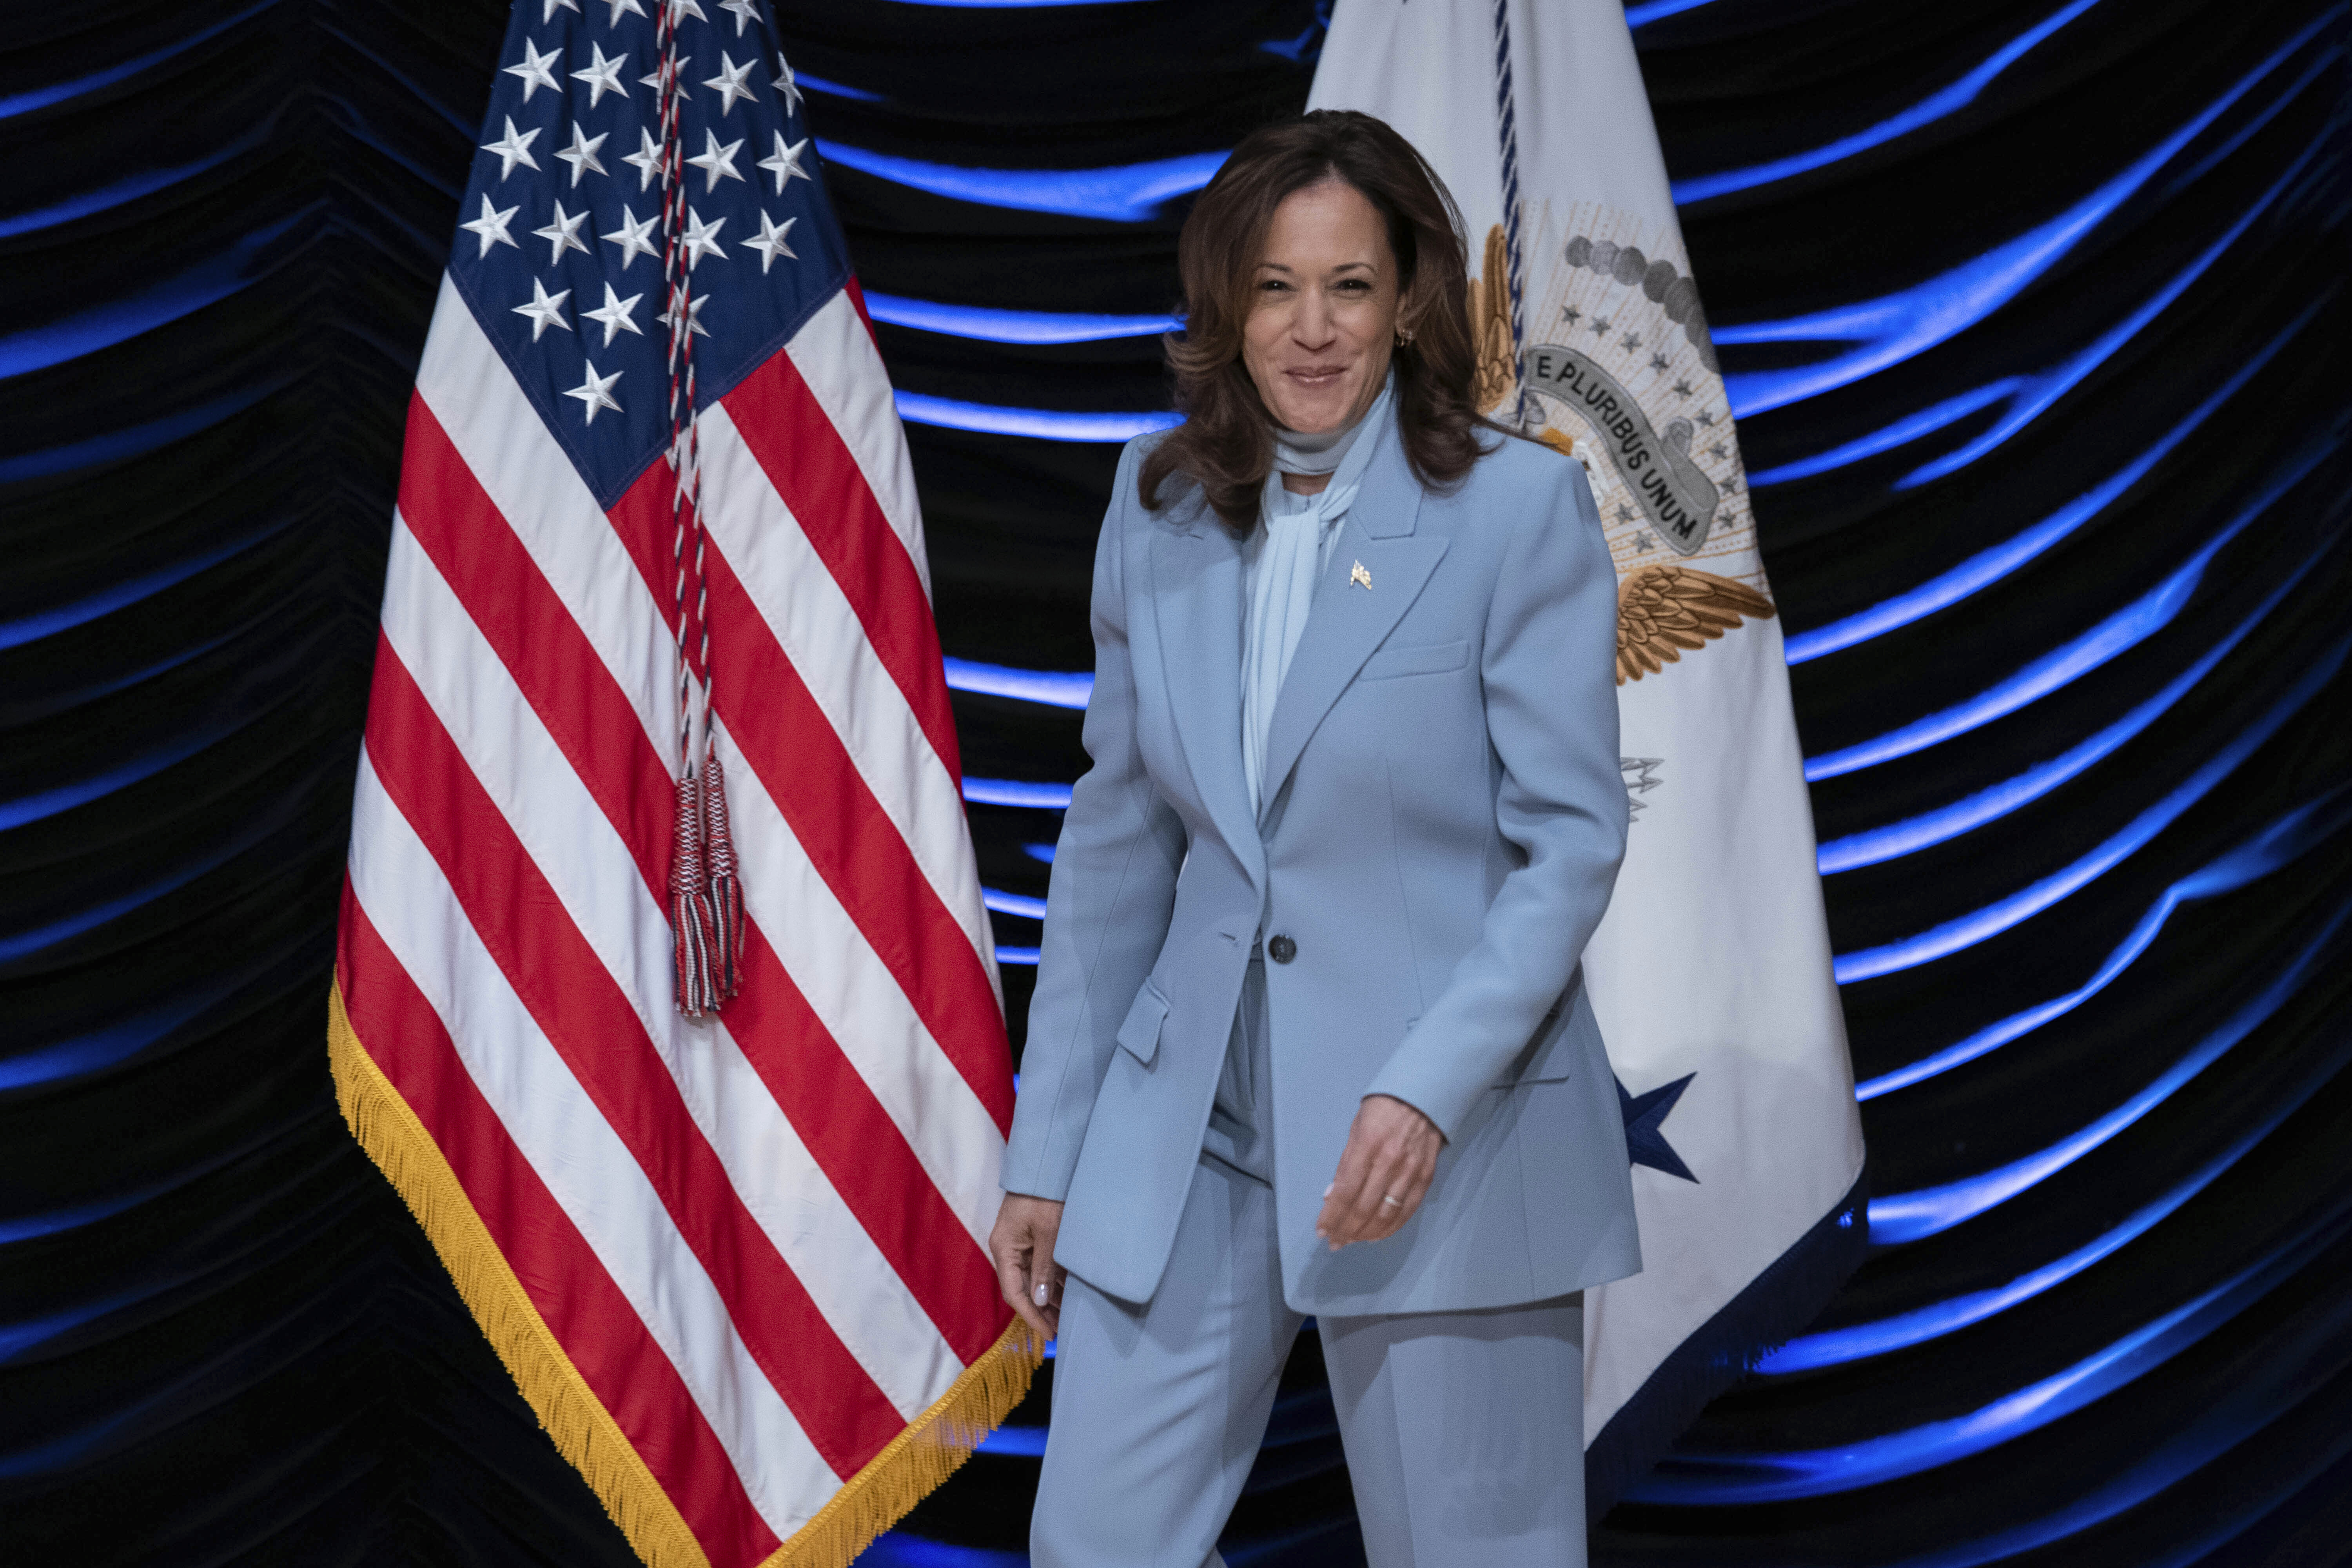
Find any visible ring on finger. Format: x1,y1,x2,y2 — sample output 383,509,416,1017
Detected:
1381,1194,1402,1209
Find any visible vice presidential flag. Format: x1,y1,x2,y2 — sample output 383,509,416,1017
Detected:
328,3,1031,1565
1311,0,1869,1509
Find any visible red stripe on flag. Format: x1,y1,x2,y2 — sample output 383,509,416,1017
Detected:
360,639,909,1478
397,396,1007,1367
337,884,782,1567
721,348,962,781
605,465,1017,1135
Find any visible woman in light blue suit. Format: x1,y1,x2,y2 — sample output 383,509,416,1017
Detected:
991,111,1639,1567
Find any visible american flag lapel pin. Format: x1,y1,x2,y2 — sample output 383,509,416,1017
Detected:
1350,560,1372,590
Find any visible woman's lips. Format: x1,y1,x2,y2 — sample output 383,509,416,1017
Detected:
1285,366,1349,387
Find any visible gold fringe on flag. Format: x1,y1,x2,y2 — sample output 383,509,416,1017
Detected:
327,984,1044,1568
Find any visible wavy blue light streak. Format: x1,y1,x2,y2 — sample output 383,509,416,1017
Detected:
1783,299,2316,664
1672,0,2104,203
943,657,1094,707
975,1423,1049,1455
0,518,289,650
0,729,228,832
1624,0,1719,24
864,290,1177,344
1856,787,2352,1101
983,888,1049,920
1804,455,2299,782
897,391,1178,443
1867,900,2352,1246
1898,136,2336,488
1713,13,2340,417
796,73,883,103
962,777,1073,809
1834,632,2351,983
0,139,263,241
0,383,284,486
1634,1203,2352,1503
0,987,230,1094
855,1537,1027,1568
1023,842,1057,864
1748,380,2022,488
815,140,1226,222
1768,900,2352,1370
1817,461,2342,872
0,209,309,380
993,947,1042,966
0,0,279,120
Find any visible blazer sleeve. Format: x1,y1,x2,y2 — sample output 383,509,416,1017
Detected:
1000,438,1189,1201
1363,454,1629,1141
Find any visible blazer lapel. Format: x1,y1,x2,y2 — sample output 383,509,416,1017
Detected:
1257,437,1446,824
1149,509,1265,889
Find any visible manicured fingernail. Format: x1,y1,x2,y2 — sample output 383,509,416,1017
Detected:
1323,1185,1333,1198
1033,1283,1049,1306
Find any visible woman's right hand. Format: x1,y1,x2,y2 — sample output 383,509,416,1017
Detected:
990,1193,1068,1341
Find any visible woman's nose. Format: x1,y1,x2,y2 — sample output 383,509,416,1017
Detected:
1292,288,1336,346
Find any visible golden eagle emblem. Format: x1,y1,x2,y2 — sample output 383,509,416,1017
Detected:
1615,564,1776,685
1465,224,1518,414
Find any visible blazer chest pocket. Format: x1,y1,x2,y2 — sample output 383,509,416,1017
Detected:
1116,980,1170,1067
1359,638,1470,681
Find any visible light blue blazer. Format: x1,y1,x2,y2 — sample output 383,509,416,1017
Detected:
1002,410,1642,1316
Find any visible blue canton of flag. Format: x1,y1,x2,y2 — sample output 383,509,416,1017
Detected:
455,0,848,511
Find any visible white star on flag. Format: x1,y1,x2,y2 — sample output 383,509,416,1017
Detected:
512,278,573,341
563,360,624,424
744,212,797,274
668,0,709,22
601,0,646,24
656,289,711,337
459,194,521,257
719,0,760,33
772,53,802,116
534,200,592,263
555,124,609,187
570,43,630,107
480,117,542,180
503,38,563,102
704,53,759,115
686,130,746,192
582,283,645,347
680,207,728,268
542,0,580,21
602,205,661,269
622,127,666,191
757,132,811,194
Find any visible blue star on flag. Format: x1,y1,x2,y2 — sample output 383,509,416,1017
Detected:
1618,1072,1698,1182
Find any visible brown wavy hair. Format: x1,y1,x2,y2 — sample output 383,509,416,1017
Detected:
1139,110,1489,532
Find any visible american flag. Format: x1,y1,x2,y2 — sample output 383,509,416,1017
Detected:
328,3,1029,1565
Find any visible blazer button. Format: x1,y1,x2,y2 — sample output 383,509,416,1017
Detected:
1268,934,1297,964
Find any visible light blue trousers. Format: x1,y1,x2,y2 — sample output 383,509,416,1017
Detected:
1033,1151,1588,1568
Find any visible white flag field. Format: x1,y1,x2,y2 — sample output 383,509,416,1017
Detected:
1311,0,1869,1508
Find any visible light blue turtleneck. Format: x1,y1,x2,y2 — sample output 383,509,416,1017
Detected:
1239,374,1395,815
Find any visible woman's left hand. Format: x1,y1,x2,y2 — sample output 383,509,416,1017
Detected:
1316,1094,1443,1249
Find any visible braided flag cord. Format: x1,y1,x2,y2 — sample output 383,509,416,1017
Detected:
1489,0,1534,431
332,1,1027,1560
655,0,738,1017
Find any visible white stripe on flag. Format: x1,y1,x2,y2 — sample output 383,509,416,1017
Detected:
785,289,933,599
379,518,965,1419
712,711,1007,1254
697,401,995,974
347,754,833,1537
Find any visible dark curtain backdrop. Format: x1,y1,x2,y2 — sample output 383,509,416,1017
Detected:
3,2,2347,1565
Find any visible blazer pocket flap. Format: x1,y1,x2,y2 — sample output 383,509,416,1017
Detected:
1115,981,1170,1065
1360,638,1470,681
1497,1005,1575,1085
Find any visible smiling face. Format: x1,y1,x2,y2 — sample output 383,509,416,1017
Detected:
1240,176,1403,435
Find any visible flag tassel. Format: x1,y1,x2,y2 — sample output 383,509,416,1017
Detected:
670,766,720,1018
702,752,744,1004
